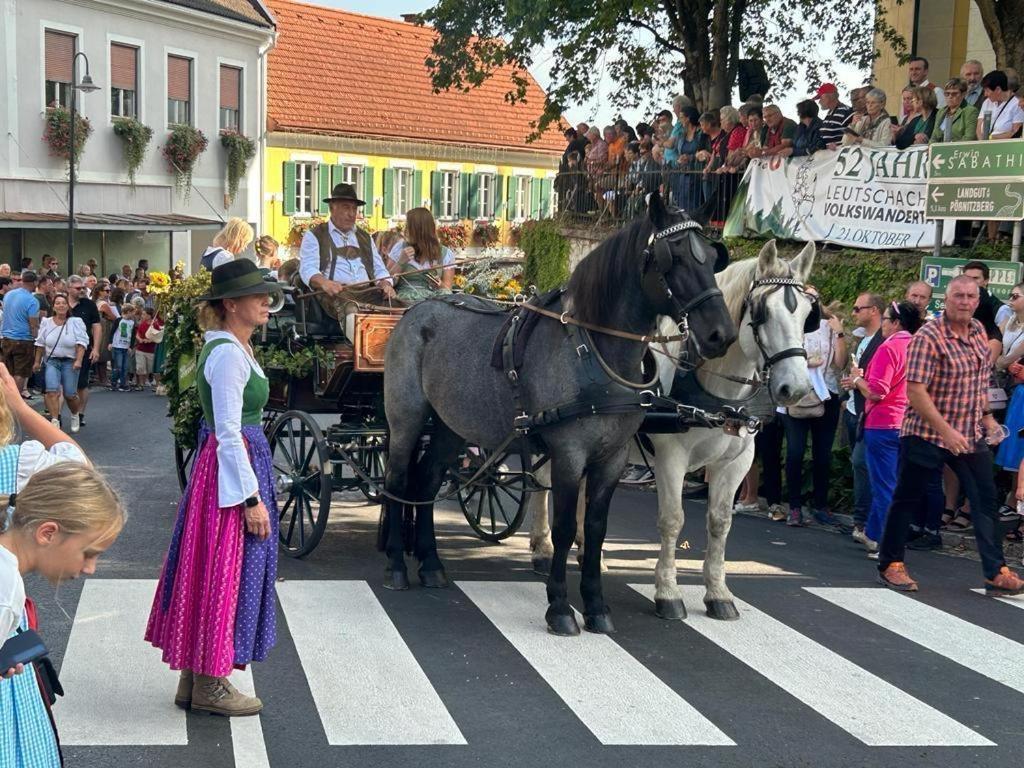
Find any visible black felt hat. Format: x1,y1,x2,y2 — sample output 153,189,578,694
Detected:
195,259,284,301
323,182,366,206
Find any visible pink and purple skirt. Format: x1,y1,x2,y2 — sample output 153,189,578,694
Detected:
145,424,278,676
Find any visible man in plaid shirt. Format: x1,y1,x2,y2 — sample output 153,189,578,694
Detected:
878,275,1024,594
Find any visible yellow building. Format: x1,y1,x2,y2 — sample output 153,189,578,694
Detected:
873,0,996,102
263,0,564,248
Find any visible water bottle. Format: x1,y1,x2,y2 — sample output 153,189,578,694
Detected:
983,111,992,140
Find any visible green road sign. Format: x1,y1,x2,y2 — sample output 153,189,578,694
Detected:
925,180,1024,220
928,139,1024,180
920,256,1022,314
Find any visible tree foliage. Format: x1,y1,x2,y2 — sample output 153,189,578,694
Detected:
422,0,909,136
974,0,1024,74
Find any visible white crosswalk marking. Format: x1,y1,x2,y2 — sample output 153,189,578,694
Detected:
460,581,734,745
277,580,465,745
970,588,1024,609
808,587,1024,698
630,584,992,747
55,579,186,745
231,668,270,768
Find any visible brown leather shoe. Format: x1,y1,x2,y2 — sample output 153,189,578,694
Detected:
985,566,1024,596
191,674,263,717
174,669,193,709
878,562,919,592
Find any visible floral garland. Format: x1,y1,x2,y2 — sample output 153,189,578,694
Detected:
163,270,212,450
453,253,524,299
42,106,92,172
220,130,257,206
287,216,326,247
472,221,500,247
112,117,153,187
162,125,208,200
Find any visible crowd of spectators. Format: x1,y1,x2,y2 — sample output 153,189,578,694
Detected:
556,59,1024,241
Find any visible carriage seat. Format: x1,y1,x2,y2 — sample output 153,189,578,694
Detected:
289,274,347,339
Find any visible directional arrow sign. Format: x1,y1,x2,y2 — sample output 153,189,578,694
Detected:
927,139,1024,181
925,180,1024,220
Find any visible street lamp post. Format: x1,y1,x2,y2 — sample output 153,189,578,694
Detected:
67,52,99,277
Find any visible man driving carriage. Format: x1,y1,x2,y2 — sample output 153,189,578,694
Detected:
298,183,399,338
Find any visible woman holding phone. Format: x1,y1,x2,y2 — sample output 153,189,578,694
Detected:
385,207,455,301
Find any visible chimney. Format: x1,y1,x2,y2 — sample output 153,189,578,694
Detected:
401,12,420,23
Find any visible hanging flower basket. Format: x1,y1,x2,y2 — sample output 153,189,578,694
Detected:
42,106,92,172
162,125,208,200
220,130,256,207
287,215,325,247
112,117,153,187
472,221,499,247
437,222,469,249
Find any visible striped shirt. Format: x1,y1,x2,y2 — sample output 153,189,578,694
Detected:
819,103,854,147
900,316,990,449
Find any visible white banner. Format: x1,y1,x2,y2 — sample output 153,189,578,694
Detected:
724,146,954,249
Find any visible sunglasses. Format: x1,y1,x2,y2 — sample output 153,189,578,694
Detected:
851,305,875,312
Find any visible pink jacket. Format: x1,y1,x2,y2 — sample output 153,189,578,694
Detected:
864,330,912,430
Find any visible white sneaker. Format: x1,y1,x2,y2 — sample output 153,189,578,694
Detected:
867,551,879,560
733,500,761,514
50,418,59,427
70,413,80,433
865,537,878,553
852,527,869,545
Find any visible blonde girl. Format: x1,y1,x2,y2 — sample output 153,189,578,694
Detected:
385,207,456,300
254,235,279,276
200,218,255,271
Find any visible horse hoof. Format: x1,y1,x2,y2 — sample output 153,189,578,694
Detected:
655,598,687,621
583,613,615,634
705,600,740,620
531,557,551,576
545,611,581,636
418,568,450,589
383,569,410,591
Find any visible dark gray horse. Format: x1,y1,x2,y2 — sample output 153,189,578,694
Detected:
381,194,737,635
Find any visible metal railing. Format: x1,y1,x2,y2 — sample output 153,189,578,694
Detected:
554,167,741,236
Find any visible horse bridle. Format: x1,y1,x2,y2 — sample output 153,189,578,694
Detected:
744,276,819,386
641,220,723,341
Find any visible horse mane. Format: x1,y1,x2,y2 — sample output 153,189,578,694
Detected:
564,216,654,325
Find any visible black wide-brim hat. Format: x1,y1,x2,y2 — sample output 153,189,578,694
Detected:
323,182,366,206
195,259,286,301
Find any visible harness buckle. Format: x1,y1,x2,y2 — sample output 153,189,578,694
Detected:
513,413,531,434
575,343,589,358
559,311,571,325
513,293,527,305
507,369,519,383
638,389,655,408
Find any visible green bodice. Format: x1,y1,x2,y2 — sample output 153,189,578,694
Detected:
197,338,269,427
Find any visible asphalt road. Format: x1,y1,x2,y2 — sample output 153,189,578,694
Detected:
23,390,1024,768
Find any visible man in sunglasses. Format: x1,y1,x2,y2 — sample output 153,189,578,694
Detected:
877,275,1024,595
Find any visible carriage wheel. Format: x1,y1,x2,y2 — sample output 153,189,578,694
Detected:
269,410,332,558
174,443,196,492
454,446,530,542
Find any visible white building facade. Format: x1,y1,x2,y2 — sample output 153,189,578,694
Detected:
0,0,275,275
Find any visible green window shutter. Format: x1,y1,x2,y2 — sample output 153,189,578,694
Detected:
506,176,515,217
413,170,424,207
540,178,553,218
282,162,296,216
330,164,344,187
468,173,481,219
529,178,541,218
430,171,442,217
382,168,395,218
362,166,374,214
317,165,330,215
458,173,470,219
494,174,505,219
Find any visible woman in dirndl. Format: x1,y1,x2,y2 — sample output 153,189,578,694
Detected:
386,207,455,301
145,260,281,716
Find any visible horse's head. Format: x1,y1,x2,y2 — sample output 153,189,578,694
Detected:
643,192,736,360
739,240,816,405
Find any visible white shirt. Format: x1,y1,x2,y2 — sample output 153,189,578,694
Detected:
111,318,134,350
212,251,234,268
298,220,391,288
979,96,1024,137
803,321,834,401
0,440,88,639
387,240,456,271
33,316,89,360
203,331,264,507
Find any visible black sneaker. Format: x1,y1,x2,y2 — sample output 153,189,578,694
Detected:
906,532,943,551
78,413,85,427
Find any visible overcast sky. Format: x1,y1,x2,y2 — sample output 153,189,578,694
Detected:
316,0,868,126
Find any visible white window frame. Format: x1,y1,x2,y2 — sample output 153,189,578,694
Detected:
40,21,84,112
294,161,316,216
440,170,460,220
164,46,198,129
477,173,496,219
107,35,145,125
394,167,414,217
217,57,245,133
511,175,531,221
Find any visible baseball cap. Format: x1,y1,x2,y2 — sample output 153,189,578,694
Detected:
813,83,839,99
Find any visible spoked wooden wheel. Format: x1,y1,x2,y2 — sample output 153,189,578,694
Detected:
455,446,531,542
269,410,332,558
174,443,196,492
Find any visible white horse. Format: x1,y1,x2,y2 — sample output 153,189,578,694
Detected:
527,240,816,623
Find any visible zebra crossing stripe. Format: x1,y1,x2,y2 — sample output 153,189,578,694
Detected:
277,580,465,745
970,588,1024,609
808,587,1024,699
460,581,734,745
230,667,270,768
630,584,992,747
55,579,187,745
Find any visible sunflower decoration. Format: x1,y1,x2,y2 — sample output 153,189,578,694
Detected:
148,270,172,295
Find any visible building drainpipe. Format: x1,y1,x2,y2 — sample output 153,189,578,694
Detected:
258,31,277,240
910,0,921,58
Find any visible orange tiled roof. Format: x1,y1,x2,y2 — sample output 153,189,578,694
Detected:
267,0,564,154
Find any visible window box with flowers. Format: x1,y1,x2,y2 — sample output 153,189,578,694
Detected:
220,130,257,207
43,105,92,173
112,117,154,187
472,221,499,247
437,222,469,249
162,124,208,200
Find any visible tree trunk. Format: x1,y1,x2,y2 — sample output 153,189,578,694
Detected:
975,0,1024,73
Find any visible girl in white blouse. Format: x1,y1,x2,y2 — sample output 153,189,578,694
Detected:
32,294,89,432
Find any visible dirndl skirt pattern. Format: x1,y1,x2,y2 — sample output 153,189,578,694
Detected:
0,616,61,768
145,423,278,676
996,385,1024,471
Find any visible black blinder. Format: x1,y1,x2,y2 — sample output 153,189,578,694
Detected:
711,241,730,273
804,295,822,333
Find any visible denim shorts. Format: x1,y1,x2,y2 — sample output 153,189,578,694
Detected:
44,357,79,398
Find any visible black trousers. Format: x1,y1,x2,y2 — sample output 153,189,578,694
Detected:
782,396,842,510
880,436,1006,579
756,416,784,505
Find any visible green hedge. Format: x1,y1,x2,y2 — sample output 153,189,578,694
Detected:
521,219,570,292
